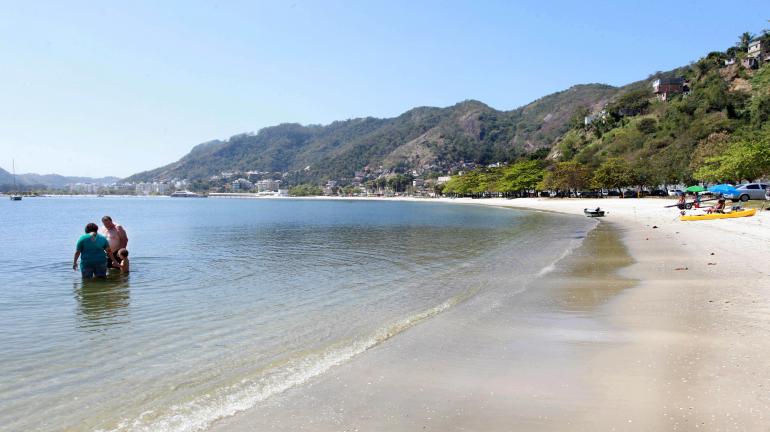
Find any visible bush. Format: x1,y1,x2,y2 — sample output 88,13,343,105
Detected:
636,118,658,134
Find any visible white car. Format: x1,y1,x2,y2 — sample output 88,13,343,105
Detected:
667,189,683,196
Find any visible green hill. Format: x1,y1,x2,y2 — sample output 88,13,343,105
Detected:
443,33,770,196
129,31,770,189
551,50,770,186
127,84,619,183
0,166,120,191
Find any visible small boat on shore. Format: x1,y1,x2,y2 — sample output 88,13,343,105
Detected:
680,208,756,221
584,207,605,217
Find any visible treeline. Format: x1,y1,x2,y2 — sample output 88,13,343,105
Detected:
442,157,676,197
442,160,544,196
288,184,323,196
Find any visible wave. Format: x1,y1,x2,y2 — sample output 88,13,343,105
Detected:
99,286,481,432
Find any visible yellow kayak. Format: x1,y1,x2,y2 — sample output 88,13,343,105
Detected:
680,208,756,221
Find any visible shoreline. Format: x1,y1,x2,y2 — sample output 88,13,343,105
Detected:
208,196,770,430
444,197,770,428
209,207,628,431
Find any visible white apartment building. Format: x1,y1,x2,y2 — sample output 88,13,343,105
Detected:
232,178,254,191
256,179,281,192
135,182,169,195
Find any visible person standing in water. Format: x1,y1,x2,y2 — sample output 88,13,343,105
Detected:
100,215,128,270
117,248,130,274
73,223,114,278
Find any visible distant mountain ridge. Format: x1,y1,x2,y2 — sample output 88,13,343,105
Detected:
0,167,120,188
127,83,621,182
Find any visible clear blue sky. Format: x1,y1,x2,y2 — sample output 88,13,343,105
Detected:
0,1,767,177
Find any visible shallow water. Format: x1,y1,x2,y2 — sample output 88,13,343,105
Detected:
0,197,592,431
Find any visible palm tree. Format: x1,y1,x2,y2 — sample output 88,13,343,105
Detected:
738,32,754,51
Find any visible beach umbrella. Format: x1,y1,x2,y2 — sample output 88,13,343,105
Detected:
685,185,706,193
708,184,738,195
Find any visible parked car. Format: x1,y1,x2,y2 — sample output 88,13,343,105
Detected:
724,183,769,201
621,190,648,198
606,190,621,197
667,189,683,196
650,189,667,197
577,190,601,198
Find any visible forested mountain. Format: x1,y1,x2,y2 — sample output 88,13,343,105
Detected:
127,84,619,183
0,166,119,189
548,50,770,186
129,30,770,188
444,32,770,196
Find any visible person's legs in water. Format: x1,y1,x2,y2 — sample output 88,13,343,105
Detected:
81,266,95,278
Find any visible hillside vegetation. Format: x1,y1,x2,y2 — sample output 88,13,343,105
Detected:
127,85,618,183
0,166,119,192
446,31,770,196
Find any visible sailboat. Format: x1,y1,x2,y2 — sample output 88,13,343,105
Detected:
10,160,22,201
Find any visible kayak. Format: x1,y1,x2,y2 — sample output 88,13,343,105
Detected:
679,208,756,221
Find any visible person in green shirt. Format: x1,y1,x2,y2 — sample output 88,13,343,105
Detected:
73,223,115,278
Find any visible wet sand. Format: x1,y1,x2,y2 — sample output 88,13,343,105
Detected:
211,222,645,431
211,197,770,430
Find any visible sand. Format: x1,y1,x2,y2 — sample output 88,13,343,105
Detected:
210,197,770,431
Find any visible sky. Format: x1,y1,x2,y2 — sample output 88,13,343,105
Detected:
0,1,767,178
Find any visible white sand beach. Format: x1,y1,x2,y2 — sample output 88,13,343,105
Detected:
211,197,770,431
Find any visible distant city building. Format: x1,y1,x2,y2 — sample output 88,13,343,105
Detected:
256,179,281,192
68,183,102,194
324,180,338,196
111,183,136,193
135,182,169,195
232,178,254,191
436,176,451,184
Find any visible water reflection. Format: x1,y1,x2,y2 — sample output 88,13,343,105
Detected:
73,274,131,330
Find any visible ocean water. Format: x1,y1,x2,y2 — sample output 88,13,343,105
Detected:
0,197,593,431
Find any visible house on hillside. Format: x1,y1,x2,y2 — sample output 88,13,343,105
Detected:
584,109,608,126
747,37,770,65
652,77,689,101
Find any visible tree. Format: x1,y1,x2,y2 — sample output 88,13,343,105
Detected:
539,161,590,196
569,106,590,129
636,118,657,134
694,135,770,183
386,173,414,193
592,158,632,193
496,160,545,195
288,184,323,196
738,32,754,51
443,171,485,196
608,88,652,116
